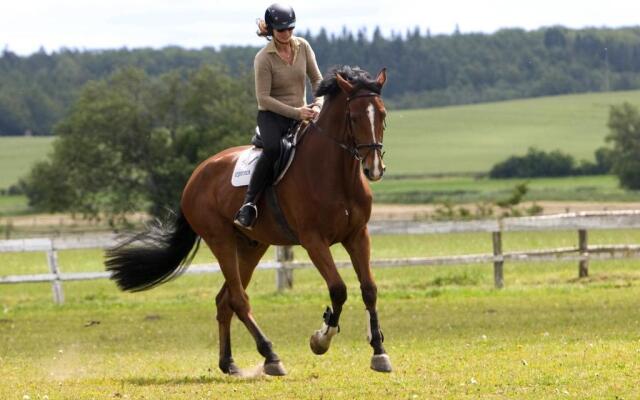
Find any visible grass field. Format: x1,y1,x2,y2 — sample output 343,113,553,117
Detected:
0,136,53,189
2,91,640,189
3,92,640,216
372,174,640,204
385,90,640,175
2,231,640,398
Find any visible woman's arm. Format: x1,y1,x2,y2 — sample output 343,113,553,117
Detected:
305,42,324,110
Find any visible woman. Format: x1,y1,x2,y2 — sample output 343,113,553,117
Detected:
234,3,324,229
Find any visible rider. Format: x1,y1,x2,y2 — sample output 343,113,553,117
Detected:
234,3,324,229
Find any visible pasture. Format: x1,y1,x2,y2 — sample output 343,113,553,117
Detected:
0,136,53,189
373,174,640,204
385,90,640,175
2,91,640,191
2,231,640,398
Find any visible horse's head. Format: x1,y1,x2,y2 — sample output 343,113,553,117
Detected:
334,68,388,181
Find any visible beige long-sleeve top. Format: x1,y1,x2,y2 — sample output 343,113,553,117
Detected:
254,36,324,120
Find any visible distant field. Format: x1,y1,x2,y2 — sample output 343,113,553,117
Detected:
372,174,640,203
2,91,640,190
3,92,640,213
0,136,53,189
384,90,640,175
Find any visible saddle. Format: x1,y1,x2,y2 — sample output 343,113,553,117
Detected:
232,122,306,188
250,121,303,185
231,121,309,244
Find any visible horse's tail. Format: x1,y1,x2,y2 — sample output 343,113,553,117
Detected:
105,209,200,292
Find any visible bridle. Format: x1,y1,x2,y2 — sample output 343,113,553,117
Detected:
310,90,386,162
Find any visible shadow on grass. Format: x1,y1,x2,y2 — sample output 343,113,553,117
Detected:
124,374,266,386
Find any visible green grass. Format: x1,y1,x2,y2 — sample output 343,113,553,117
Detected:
0,195,31,216
0,136,53,189
372,174,640,204
1,232,640,398
3,92,640,216
384,90,640,175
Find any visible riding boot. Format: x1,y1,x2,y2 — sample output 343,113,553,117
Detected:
234,153,273,229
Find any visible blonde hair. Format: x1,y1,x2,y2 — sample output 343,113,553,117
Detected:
256,18,272,38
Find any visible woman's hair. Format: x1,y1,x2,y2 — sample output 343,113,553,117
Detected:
256,18,272,38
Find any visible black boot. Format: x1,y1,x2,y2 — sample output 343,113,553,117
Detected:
234,153,273,229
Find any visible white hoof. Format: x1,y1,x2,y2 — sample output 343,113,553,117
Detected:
309,323,339,355
371,354,392,372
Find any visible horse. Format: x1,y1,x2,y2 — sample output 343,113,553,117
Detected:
105,65,392,375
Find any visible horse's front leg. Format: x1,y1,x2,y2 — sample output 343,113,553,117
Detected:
301,235,347,355
343,226,392,372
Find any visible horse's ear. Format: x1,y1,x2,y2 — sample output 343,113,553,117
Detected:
335,73,354,94
376,68,387,87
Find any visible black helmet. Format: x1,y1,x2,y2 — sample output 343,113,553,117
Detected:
265,3,296,30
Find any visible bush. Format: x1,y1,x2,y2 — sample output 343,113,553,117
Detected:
489,147,575,178
490,146,613,179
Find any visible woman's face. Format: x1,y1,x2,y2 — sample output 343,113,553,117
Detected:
273,27,294,44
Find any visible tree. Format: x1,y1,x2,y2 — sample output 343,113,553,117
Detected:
606,102,640,189
23,65,255,222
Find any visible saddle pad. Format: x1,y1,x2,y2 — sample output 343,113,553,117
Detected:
231,147,262,187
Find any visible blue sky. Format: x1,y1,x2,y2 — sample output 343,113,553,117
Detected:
2,0,640,55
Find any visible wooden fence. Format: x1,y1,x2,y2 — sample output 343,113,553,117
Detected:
1,210,640,304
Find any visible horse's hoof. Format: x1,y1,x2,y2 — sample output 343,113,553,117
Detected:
263,360,287,376
220,360,242,376
309,324,338,355
227,363,242,376
371,354,392,373
309,332,330,355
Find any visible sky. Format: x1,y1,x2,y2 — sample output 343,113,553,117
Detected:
2,0,640,56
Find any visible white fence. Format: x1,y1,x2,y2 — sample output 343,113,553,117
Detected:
2,210,640,304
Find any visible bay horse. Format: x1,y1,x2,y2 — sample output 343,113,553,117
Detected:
105,65,392,375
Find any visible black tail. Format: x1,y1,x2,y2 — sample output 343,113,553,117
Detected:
105,209,200,292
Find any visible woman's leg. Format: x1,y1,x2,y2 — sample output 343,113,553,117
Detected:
234,111,294,228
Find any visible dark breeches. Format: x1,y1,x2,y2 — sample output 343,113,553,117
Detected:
257,110,296,164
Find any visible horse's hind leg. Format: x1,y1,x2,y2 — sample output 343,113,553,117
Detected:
215,240,269,375
206,233,285,375
342,226,392,372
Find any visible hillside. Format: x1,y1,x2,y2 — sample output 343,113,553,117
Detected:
0,136,53,189
2,90,640,191
385,90,640,175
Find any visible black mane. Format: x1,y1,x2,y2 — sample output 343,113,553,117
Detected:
315,65,381,99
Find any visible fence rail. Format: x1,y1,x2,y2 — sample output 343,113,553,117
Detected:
2,210,640,304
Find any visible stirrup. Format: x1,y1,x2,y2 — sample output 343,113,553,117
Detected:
234,202,258,229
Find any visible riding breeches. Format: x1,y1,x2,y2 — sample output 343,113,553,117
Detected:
244,111,296,201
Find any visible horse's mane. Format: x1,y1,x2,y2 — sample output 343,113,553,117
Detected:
315,65,381,99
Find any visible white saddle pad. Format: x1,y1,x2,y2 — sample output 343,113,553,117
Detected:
231,147,262,187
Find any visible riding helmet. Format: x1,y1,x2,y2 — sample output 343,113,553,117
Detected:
265,3,296,30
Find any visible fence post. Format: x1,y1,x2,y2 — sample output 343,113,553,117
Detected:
276,246,294,291
46,245,64,305
578,229,589,278
492,231,504,289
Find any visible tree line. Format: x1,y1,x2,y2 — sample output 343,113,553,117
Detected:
2,25,640,135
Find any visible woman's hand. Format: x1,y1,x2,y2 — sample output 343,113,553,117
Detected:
298,105,319,120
